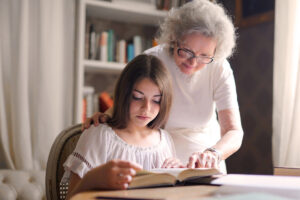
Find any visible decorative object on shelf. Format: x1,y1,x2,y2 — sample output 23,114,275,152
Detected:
99,91,114,113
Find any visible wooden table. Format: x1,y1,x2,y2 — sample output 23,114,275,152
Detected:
71,185,219,200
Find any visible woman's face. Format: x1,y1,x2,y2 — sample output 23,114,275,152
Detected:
173,32,217,75
129,78,161,128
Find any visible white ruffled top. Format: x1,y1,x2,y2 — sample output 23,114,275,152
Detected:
62,124,176,182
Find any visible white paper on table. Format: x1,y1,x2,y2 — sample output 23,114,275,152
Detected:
211,174,300,199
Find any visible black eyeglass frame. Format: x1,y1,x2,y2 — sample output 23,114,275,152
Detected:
176,44,214,64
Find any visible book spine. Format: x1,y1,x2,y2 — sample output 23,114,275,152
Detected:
94,33,100,60
89,24,96,60
107,29,115,62
85,21,91,59
133,35,142,56
119,39,126,63
127,44,134,62
82,98,87,122
100,31,108,62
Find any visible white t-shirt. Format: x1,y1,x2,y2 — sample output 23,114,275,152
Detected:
62,124,176,182
145,45,239,172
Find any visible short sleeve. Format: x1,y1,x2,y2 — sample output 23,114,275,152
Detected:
61,125,108,183
213,60,239,111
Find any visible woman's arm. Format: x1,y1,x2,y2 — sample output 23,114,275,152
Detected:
81,107,113,131
187,108,243,168
66,160,142,199
213,108,243,159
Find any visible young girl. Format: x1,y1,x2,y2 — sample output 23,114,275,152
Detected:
62,54,180,198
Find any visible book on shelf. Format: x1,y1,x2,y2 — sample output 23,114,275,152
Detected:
83,86,95,119
127,43,134,62
129,167,221,189
133,35,142,56
82,98,87,122
100,31,108,62
116,39,126,63
107,29,115,62
88,24,96,60
85,22,155,63
85,21,91,59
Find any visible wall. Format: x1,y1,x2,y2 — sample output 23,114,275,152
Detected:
226,21,274,174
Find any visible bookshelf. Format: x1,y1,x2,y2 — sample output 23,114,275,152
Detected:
74,0,168,123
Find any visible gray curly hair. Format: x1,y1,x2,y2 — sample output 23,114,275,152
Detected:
156,0,236,62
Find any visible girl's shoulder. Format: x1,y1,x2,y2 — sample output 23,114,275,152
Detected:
80,124,114,141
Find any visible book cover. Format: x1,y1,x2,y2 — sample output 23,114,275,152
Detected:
129,168,221,189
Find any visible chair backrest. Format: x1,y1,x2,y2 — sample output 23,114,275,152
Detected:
45,124,82,200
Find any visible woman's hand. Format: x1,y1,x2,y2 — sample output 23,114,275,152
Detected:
91,159,143,190
81,112,110,131
187,151,219,169
161,158,185,168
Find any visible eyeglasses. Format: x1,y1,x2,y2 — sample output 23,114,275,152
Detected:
177,47,214,64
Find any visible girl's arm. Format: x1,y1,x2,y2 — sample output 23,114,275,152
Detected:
66,160,142,199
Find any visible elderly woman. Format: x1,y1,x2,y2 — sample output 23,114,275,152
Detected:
84,0,243,173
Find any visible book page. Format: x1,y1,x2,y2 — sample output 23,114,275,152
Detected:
150,168,221,181
150,168,184,177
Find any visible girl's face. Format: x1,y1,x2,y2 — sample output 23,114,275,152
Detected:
173,32,216,75
129,78,161,128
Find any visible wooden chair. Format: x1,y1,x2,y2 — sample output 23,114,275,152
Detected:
45,124,82,200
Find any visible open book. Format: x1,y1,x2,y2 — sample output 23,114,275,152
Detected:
129,168,221,189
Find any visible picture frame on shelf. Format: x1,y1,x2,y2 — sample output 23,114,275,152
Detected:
235,0,275,28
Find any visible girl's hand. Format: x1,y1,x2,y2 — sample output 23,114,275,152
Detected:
187,151,219,169
161,158,185,168
92,159,142,190
81,112,110,131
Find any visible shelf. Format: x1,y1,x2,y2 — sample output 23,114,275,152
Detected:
84,60,125,73
85,0,167,25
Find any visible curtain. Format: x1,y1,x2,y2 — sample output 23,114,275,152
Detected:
0,0,75,170
273,0,300,167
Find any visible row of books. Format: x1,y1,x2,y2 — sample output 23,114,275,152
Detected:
85,23,154,63
82,86,113,122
